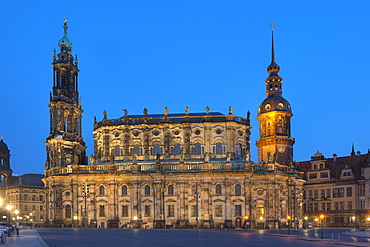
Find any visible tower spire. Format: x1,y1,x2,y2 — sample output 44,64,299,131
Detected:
269,23,276,65
58,18,73,54
351,142,356,156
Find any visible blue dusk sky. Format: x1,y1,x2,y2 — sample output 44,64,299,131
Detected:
0,1,369,175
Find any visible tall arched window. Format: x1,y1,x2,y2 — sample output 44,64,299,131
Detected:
193,143,202,155
122,185,128,196
216,184,222,195
114,145,121,156
133,145,141,155
172,144,181,155
65,205,71,218
236,144,243,156
152,144,161,155
168,185,174,195
99,186,105,196
215,142,223,154
235,184,241,196
145,185,150,196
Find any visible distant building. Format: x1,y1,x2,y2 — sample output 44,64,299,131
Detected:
43,21,304,229
296,148,370,228
0,138,44,226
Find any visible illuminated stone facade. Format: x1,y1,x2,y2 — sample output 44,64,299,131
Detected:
43,23,305,229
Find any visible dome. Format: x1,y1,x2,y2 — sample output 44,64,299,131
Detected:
0,139,9,151
58,21,73,53
258,94,292,115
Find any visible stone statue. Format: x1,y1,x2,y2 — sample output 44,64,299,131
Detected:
103,110,107,119
204,152,210,162
93,116,97,124
229,106,233,115
226,152,231,162
123,109,128,117
185,106,189,115
247,110,250,119
89,155,95,164
164,107,168,116
143,108,148,117
206,106,210,114
74,155,79,165
132,153,137,164
180,152,185,163
110,155,115,164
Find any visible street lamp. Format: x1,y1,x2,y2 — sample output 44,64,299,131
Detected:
6,205,12,237
319,214,325,239
6,205,12,223
244,215,249,232
287,216,291,235
303,216,308,229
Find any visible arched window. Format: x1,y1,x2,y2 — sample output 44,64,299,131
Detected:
152,144,161,155
313,164,317,170
172,144,181,155
193,143,202,155
168,185,174,195
133,145,141,155
114,145,121,156
65,205,71,218
216,184,222,195
122,185,128,196
236,144,243,156
235,184,241,196
215,142,223,154
320,164,323,169
99,186,105,196
145,185,150,196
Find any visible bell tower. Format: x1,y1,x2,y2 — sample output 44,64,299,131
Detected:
256,30,295,165
45,19,87,171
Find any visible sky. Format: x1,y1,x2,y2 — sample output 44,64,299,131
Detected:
0,0,369,176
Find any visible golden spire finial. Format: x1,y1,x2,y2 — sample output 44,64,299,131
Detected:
64,14,67,23
268,23,275,31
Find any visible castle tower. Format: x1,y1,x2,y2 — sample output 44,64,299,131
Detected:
45,20,87,170
256,31,295,165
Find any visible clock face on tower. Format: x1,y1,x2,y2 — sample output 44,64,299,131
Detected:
278,146,285,153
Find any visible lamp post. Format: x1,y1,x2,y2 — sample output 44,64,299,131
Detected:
6,205,12,237
244,216,249,232
304,216,308,229
319,214,325,239
287,216,291,235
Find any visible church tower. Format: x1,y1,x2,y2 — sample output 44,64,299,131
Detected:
256,30,295,165
45,20,87,170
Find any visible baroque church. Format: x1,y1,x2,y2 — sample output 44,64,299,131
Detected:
42,20,305,229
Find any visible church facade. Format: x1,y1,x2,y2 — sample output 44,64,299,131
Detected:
42,21,305,229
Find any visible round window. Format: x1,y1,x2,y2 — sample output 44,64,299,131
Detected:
278,103,284,109
114,133,119,137
216,129,222,134
265,104,271,110
153,131,159,136
195,130,201,135
174,131,180,135
133,131,139,137
238,130,243,136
